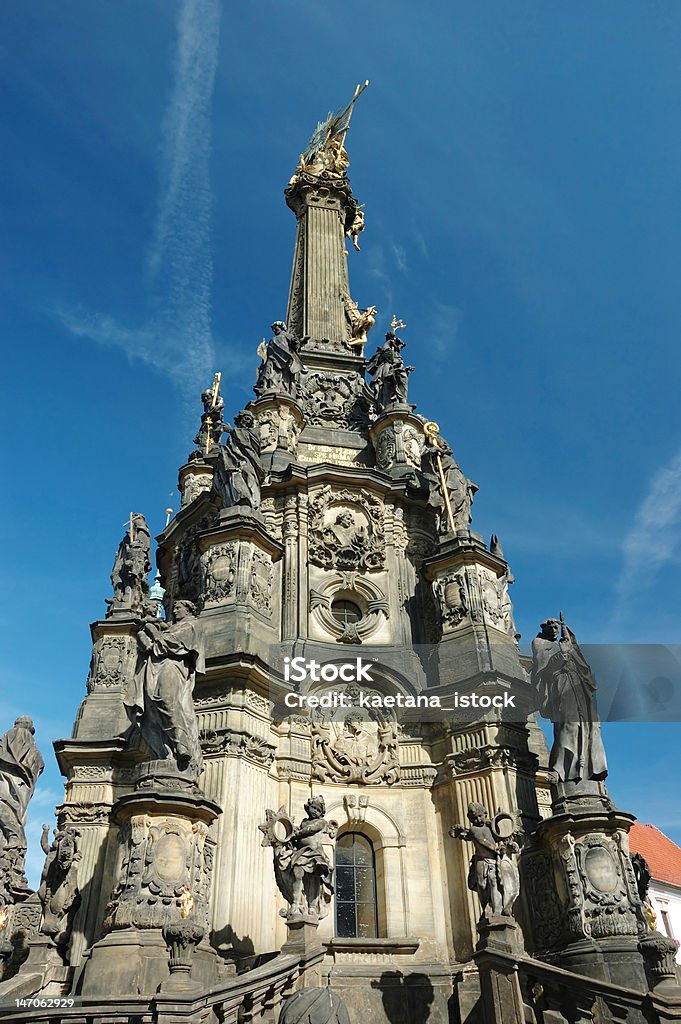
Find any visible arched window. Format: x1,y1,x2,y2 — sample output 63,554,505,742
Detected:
335,832,378,938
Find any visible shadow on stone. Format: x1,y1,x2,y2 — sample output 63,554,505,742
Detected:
372,971,435,1024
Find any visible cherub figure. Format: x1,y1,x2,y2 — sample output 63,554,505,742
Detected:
259,796,337,921
449,802,521,921
346,206,365,252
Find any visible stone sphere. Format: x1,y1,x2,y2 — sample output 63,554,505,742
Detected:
279,988,351,1024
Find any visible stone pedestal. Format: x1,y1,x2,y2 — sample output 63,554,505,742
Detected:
281,919,324,957
368,408,424,476
251,394,305,469
422,534,522,686
179,459,215,508
78,771,221,998
521,801,649,990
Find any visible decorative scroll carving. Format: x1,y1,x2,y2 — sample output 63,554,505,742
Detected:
181,470,213,508
300,373,370,431
309,572,389,643
311,686,399,785
87,636,131,691
434,573,468,629
202,543,237,605
446,745,538,776
57,803,111,826
110,814,215,931
521,848,565,948
250,550,273,614
308,487,384,571
256,404,301,455
200,728,276,766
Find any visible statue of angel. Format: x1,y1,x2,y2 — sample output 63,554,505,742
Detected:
341,289,376,354
259,797,337,921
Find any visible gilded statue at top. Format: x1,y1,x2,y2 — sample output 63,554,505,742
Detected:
289,81,369,183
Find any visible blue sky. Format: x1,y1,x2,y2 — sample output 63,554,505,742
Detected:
1,1,681,881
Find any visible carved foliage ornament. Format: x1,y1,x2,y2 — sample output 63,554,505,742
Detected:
308,486,385,572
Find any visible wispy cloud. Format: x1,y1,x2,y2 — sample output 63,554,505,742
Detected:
611,448,681,626
427,301,462,362
59,0,221,395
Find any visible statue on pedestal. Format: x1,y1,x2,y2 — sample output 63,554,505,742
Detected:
259,797,337,921
213,411,265,511
0,716,44,897
254,322,307,397
192,373,224,457
37,825,81,959
449,803,520,921
367,331,415,409
124,600,205,780
107,513,152,617
422,426,478,534
531,615,608,785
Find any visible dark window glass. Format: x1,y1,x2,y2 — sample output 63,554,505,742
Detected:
330,600,363,627
334,832,378,938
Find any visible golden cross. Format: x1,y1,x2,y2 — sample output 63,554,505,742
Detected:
391,314,406,331
210,371,221,407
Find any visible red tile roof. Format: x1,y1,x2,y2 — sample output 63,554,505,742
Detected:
629,823,681,888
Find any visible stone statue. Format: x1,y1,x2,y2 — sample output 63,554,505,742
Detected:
0,716,44,896
366,331,415,409
422,436,478,534
531,616,608,785
346,205,365,251
213,410,265,511
254,321,307,397
37,825,81,958
341,289,377,353
259,796,337,921
124,600,205,780
192,376,224,457
107,513,152,616
631,851,658,931
449,802,520,921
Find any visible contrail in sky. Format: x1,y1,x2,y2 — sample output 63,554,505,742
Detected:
611,448,681,627
61,0,221,394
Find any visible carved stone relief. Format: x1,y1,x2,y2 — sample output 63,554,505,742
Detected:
299,372,371,431
309,571,389,643
180,470,213,508
308,486,384,571
255,404,302,455
108,814,215,932
202,543,237,606
434,573,468,630
200,727,276,766
87,636,132,691
250,550,273,614
311,686,400,785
